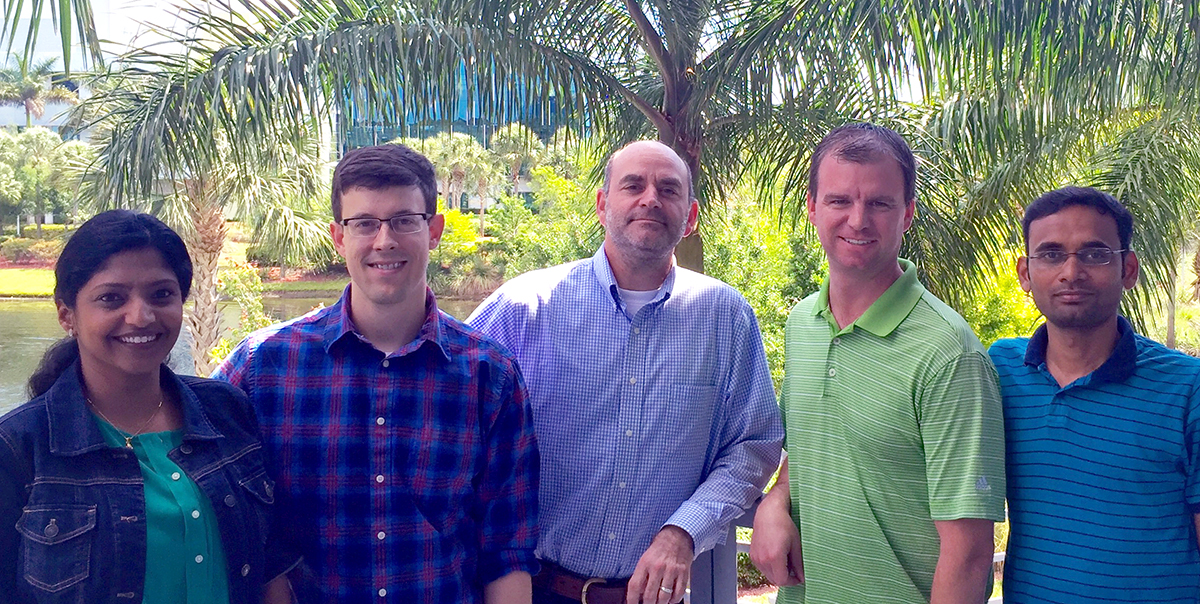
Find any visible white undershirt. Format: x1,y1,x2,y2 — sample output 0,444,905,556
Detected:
617,286,661,318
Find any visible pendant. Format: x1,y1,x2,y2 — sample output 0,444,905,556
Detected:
124,437,134,449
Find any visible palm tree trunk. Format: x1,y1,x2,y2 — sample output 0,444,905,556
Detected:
34,184,43,238
182,179,227,375
663,130,704,273
1167,261,1177,349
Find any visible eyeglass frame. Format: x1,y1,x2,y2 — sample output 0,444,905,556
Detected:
338,212,433,237
1026,247,1129,267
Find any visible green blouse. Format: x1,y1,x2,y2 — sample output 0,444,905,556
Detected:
94,418,231,604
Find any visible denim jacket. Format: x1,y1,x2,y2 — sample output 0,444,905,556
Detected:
0,362,291,604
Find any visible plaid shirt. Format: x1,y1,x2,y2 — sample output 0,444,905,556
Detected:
213,288,538,604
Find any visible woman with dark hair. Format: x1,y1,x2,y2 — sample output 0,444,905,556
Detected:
0,210,295,604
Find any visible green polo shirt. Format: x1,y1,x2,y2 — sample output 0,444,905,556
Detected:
778,259,1005,604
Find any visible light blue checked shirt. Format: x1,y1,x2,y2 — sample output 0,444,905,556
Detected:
468,246,783,578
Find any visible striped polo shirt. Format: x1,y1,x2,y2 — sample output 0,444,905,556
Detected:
778,260,1006,604
990,318,1200,604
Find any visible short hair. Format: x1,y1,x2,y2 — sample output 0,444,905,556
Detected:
602,141,695,201
807,123,917,204
1022,186,1134,252
331,144,438,220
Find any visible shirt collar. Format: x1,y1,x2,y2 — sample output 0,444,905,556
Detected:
590,245,675,313
322,285,451,361
813,258,924,337
1023,316,1137,384
47,362,221,457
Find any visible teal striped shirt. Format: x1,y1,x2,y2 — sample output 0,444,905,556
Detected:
990,318,1200,604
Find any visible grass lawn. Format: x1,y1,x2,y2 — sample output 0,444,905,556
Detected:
0,268,54,297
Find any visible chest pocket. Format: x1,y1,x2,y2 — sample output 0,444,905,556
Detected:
16,505,96,593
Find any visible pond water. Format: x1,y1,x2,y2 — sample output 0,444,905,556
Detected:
0,296,482,415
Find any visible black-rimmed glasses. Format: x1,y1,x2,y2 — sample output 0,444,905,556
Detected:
1028,247,1128,267
340,213,431,237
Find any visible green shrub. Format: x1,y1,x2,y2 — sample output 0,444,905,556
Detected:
1,238,36,262
38,224,68,237
959,258,1042,346
737,552,770,589
2,237,64,263
209,263,277,363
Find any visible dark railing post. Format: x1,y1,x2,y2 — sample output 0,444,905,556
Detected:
688,501,757,604
689,522,738,604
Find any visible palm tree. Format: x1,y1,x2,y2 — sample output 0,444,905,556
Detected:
0,56,77,127
58,0,1200,324
74,49,332,374
491,123,544,197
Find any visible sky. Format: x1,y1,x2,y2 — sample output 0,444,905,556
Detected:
11,0,192,71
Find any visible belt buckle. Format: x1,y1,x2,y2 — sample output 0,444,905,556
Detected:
580,577,607,604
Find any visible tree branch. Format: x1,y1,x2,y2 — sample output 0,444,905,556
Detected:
623,0,678,120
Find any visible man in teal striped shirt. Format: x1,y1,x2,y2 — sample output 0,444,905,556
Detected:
989,187,1200,603
750,123,1006,604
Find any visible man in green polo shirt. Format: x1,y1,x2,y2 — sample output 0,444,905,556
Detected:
750,123,1006,604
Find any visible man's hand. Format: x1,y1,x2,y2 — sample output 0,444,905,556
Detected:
261,575,295,604
626,525,693,604
749,463,803,586
484,570,531,604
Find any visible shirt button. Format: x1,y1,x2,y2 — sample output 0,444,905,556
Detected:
224,495,236,507
195,555,204,564
171,472,181,481
828,368,836,377
832,337,840,345
241,564,250,577
629,377,636,384
608,533,616,540
191,510,200,519
625,429,633,437
382,359,390,368
180,444,193,454
377,531,386,540
379,589,387,597
376,417,385,426
618,481,626,488
375,475,385,484
633,327,640,334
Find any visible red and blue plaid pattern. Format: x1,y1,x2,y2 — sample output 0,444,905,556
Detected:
213,288,539,603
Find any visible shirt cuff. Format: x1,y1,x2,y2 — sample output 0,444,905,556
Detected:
663,501,723,557
478,548,540,585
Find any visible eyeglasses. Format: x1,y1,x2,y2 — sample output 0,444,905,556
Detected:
1028,247,1128,267
339,213,431,237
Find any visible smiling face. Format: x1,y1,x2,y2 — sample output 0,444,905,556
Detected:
331,185,445,317
807,155,914,286
1018,204,1138,331
57,247,183,384
596,141,699,265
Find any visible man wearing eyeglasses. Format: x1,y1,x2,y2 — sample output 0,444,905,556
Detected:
213,144,539,604
988,186,1200,603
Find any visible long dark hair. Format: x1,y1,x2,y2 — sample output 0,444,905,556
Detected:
26,210,193,398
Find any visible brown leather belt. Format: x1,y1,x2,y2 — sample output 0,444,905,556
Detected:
533,560,629,604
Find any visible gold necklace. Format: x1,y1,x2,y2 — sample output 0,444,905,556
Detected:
87,397,164,449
